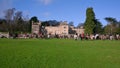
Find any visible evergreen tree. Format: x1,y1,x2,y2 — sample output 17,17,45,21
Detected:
94,19,103,34
84,7,96,34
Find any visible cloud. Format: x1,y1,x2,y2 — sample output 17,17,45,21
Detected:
38,0,53,5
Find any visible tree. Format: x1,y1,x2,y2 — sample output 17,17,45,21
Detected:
48,20,60,26
104,17,118,34
29,16,39,23
77,23,84,28
2,8,30,33
13,11,23,32
14,11,22,21
116,21,120,34
84,7,96,34
41,20,60,26
16,17,25,32
4,8,15,33
41,21,50,26
4,8,15,22
68,21,74,26
94,19,103,34
0,19,8,32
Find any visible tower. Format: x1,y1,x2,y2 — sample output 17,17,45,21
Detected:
31,21,41,34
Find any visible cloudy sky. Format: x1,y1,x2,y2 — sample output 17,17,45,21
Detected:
0,0,120,26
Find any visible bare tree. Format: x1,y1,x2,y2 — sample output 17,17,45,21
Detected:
4,8,15,23
14,11,22,21
4,8,15,33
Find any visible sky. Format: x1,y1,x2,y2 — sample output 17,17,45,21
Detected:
0,0,120,26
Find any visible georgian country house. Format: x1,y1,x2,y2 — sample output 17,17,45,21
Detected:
32,21,84,36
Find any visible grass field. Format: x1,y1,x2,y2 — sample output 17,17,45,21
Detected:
0,39,120,68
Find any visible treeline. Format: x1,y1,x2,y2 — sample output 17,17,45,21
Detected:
0,8,62,33
84,7,120,34
0,8,120,34
0,8,30,33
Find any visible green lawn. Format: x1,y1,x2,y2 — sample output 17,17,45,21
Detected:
0,39,120,68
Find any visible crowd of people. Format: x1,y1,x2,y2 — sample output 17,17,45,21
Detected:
0,32,120,40
73,33,120,40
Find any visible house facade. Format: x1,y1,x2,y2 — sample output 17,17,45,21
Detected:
45,21,69,35
69,26,84,35
32,21,84,35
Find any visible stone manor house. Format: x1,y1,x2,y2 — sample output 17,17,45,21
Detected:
32,21,84,36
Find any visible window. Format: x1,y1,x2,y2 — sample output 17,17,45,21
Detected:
64,26,66,28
